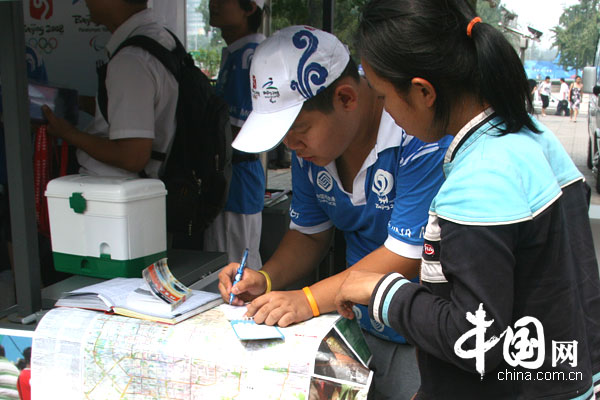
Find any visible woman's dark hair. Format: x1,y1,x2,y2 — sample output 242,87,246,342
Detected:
239,0,265,33
358,0,539,134
301,58,361,114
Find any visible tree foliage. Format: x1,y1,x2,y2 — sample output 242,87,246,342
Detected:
477,0,503,27
553,0,600,72
190,0,570,76
271,0,367,61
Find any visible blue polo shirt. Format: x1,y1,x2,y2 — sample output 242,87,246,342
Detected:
290,110,451,342
215,33,266,214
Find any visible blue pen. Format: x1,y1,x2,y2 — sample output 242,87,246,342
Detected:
229,248,249,304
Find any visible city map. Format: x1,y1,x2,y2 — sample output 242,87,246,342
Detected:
32,305,372,399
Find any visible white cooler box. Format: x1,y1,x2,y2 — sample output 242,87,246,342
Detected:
45,175,167,278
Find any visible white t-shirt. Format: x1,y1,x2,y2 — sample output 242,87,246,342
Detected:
78,8,178,178
539,81,552,97
560,82,570,100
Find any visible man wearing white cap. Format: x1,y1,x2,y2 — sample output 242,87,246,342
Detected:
218,26,452,398
203,0,266,269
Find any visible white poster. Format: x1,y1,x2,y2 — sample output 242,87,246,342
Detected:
23,0,110,96
21,0,185,97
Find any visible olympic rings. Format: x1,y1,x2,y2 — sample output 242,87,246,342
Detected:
28,37,58,54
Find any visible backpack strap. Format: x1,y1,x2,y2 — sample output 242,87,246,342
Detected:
97,32,183,165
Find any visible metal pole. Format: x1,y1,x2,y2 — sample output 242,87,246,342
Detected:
323,0,334,33
260,0,272,186
0,1,43,317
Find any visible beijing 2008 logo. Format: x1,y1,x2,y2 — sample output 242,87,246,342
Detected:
30,0,53,20
372,169,394,209
28,37,58,54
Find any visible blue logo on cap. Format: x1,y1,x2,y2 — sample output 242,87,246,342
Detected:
290,30,328,99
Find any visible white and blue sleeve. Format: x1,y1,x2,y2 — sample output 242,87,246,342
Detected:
385,136,451,258
289,153,333,234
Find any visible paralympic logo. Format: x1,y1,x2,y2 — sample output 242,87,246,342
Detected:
454,303,578,378
89,35,108,52
261,78,280,104
28,37,58,54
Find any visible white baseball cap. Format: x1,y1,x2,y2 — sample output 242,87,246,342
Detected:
232,25,350,153
253,0,265,9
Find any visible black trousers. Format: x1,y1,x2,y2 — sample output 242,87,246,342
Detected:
556,100,570,116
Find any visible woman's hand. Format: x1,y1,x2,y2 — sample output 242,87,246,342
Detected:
334,271,384,319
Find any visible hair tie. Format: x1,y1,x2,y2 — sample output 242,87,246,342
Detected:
466,17,482,38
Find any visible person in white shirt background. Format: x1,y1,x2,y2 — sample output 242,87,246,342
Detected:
537,75,552,117
203,0,267,270
557,77,570,116
42,0,178,179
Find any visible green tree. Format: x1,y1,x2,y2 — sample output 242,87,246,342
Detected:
271,0,367,61
269,0,515,61
195,0,225,48
332,0,368,60
190,0,525,76
191,48,222,79
477,1,524,53
553,0,600,73
477,0,503,27
272,0,323,29
188,0,225,78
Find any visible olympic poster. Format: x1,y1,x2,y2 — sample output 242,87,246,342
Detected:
23,0,110,97
21,0,182,98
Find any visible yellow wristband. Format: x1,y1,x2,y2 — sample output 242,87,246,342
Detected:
258,270,272,294
302,286,320,317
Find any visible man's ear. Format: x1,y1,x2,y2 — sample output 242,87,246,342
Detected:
245,2,258,17
410,77,437,108
334,82,359,111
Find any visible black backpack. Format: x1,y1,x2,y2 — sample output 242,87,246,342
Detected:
97,31,232,237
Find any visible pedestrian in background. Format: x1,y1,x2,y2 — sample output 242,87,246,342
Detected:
16,347,30,400
538,75,551,117
0,345,19,400
570,75,583,122
556,77,570,116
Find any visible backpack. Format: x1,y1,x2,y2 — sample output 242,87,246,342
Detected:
97,31,232,237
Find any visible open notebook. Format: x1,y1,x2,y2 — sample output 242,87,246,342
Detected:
55,277,223,324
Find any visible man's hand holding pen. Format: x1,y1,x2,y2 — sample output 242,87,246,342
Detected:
218,258,269,306
229,249,249,304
